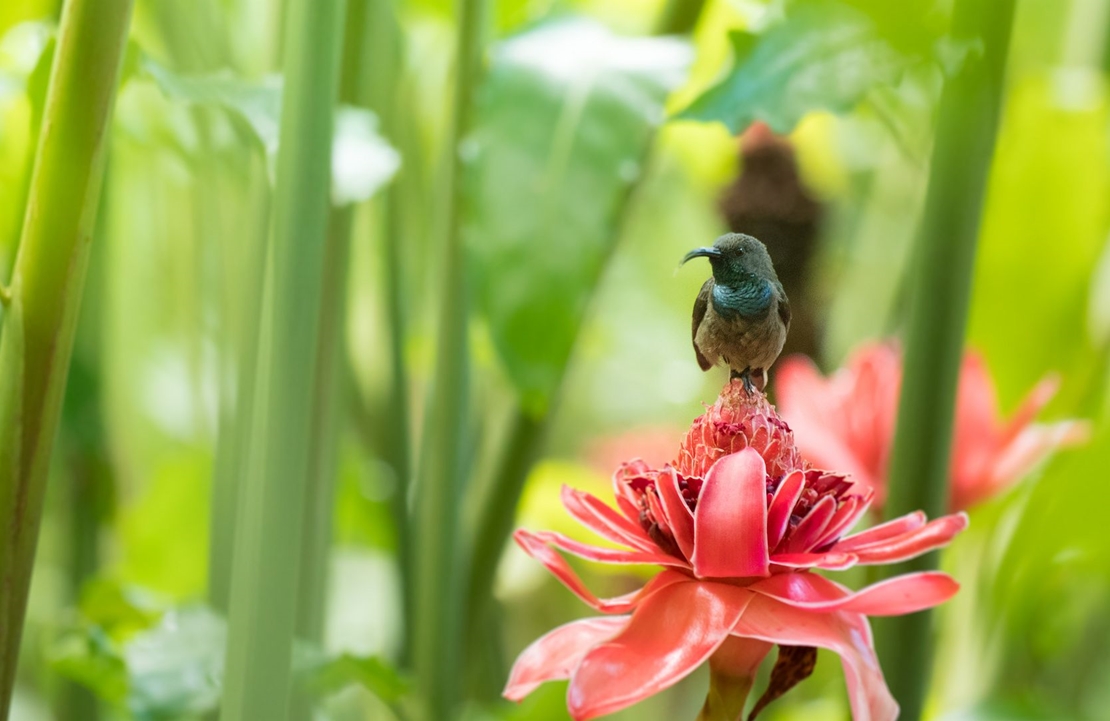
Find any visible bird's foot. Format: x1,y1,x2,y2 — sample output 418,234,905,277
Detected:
736,368,756,395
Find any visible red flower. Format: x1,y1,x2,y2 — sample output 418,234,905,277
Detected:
776,342,1089,511
504,382,967,720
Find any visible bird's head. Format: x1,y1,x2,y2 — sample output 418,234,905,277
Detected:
682,233,778,287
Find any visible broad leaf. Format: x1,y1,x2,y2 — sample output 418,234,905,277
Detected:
679,0,914,134
463,18,692,414
142,57,400,206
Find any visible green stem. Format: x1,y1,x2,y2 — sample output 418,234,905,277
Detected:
0,0,133,716
208,163,271,612
697,669,753,721
412,0,487,716
295,208,351,645
876,0,1017,717
218,0,346,717
463,406,545,650
290,0,380,659
360,0,416,660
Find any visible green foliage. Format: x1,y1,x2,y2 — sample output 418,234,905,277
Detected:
463,17,692,414
52,582,410,720
301,653,409,706
676,0,973,134
141,56,399,205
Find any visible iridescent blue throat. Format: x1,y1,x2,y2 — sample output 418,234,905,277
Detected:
712,279,772,319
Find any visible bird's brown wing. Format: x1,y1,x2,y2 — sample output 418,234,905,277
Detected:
776,284,791,332
692,278,714,371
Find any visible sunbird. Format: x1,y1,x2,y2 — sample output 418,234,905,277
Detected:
683,233,791,393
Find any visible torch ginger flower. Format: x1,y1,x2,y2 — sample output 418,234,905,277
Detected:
504,381,968,720
776,342,1089,511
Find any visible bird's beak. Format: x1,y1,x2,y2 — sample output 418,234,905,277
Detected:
682,247,722,264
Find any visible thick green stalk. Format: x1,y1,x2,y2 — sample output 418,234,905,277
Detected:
208,166,271,612
876,0,1017,717
295,208,352,646
412,0,486,716
218,0,346,718
362,0,415,661
0,0,133,716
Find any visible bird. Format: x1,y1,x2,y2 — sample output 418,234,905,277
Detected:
682,233,791,394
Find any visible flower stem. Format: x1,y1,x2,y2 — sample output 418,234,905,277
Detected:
412,0,487,716
0,0,134,715
876,0,1017,717
698,668,753,721
217,0,346,716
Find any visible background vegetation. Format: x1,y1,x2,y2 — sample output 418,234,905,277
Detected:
0,0,1108,719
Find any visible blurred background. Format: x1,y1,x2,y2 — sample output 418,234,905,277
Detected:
1,0,1109,719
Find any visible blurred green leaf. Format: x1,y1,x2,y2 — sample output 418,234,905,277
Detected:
301,653,409,705
141,56,399,205
77,579,164,639
678,0,910,133
51,603,223,720
463,18,692,414
53,592,410,718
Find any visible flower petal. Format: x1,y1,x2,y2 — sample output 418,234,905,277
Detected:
560,486,658,553
749,571,959,616
851,513,969,565
770,552,858,571
834,511,926,552
522,529,684,566
693,448,770,578
998,373,1059,447
731,595,898,721
814,495,869,549
504,616,628,701
780,495,837,554
567,579,754,720
656,467,695,559
514,530,681,613
767,470,805,550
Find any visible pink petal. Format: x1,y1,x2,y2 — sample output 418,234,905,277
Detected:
514,530,678,613
731,595,898,721
780,495,837,554
749,571,959,615
560,486,658,553
567,579,754,720
504,616,628,700
851,513,969,565
770,552,858,571
998,374,1059,447
814,496,869,549
522,529,684,567
767,470,805,550
835,511,926,552
693,448,770,578
774,356,830,424
612,463,650,524
655,467,695,559
970,420,1091,508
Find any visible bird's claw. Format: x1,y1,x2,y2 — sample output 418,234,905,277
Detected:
730,368,757,395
